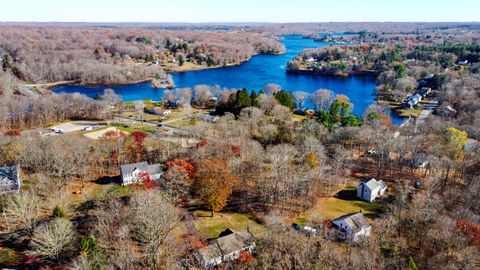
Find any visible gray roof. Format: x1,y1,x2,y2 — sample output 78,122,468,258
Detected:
465,139,480,152
148,164,163,176
199,114,220,123
198,230,254,263
120,162,149,175
0,165,21,194
333,212,370,232
362,178,387,191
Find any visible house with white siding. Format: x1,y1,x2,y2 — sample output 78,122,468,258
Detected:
357,178,387,202
331,212,371,242
196,229,255,269
119,162,162,186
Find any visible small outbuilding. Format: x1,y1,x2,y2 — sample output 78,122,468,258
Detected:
357,178,387,202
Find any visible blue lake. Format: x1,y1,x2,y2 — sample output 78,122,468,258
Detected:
54,35,401,123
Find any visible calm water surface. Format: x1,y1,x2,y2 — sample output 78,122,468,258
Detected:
54,36,401,123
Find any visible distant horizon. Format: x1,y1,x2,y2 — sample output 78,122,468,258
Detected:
1,0,479,23
2,21,479,25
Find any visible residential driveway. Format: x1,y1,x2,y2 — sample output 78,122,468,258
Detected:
415,97,439,129
51,121,104,133
84,127,128,140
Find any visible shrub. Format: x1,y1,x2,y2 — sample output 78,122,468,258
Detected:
79,235,100,257
53,206,68,218
0,249,17,265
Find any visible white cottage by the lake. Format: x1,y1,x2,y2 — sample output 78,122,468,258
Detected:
357,178,387,202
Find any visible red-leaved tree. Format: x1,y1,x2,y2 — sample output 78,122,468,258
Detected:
196,139,208,148
229,144,241,156
138,171,156,189
4,129,21,136
165,159,196,183
239,250,254,264
457,220,480,247
131,131,148,161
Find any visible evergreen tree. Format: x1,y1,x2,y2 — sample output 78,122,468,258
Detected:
342,114,363,127
274,90,295,110
250,90,259,107
178,55,185,66
236,88,252,110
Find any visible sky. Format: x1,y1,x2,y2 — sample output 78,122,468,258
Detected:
0,0,478,23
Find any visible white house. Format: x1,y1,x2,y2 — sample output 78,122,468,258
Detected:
197,229,255,269
0,165,21,195
331,212,371,242
119,162,162,186
162,109,172,116
357,178,387,202
199,114,220,123
412,153,429,169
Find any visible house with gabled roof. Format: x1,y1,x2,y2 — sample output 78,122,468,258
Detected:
357,178,387,202
196,229,255,269
331,211,371,242
0,165,21,195
119,162,162,186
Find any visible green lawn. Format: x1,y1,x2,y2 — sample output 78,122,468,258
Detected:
398,109,423,118
314,197,385,220
116,125,156,134
193,210,265,239
298,186,387,223
292,114,307,122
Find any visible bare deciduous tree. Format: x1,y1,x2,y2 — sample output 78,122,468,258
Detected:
29,218,76,261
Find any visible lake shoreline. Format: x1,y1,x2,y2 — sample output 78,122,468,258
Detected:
40,51,286,90
51,35,401,121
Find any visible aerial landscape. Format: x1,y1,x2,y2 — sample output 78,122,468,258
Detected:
1,0,480,269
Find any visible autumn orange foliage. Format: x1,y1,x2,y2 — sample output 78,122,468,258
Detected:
195,159,238,216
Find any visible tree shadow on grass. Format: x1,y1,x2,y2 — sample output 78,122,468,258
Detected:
335,189,358,201
92,176,119,185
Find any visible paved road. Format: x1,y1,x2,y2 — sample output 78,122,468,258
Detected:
114,116,191,136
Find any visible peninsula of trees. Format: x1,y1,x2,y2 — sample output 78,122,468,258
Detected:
0,26,285,84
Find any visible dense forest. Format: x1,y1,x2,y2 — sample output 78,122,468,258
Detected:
0,26,284,83
1,23,480,269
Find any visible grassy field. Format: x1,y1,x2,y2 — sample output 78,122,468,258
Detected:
292,114,307,122
397,109,423,118
193,210,265,239
295,186,386,224
310,197,385,220
116,125,157,134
